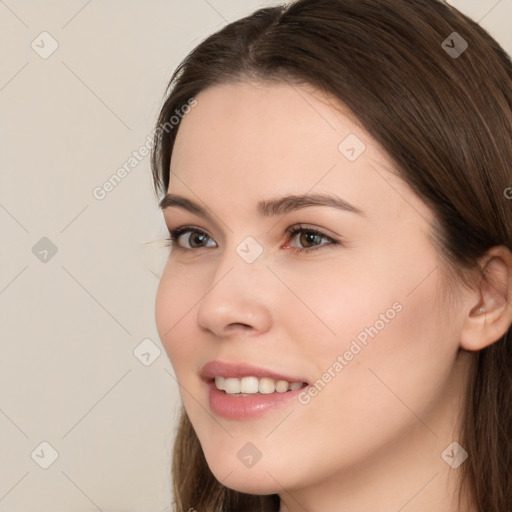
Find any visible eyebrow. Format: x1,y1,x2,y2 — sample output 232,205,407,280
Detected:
160,194,365,221
159,193,364,218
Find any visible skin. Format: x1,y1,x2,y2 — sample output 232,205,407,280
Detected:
153,80,503,511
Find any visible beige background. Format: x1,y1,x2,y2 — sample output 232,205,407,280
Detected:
1,1,510,511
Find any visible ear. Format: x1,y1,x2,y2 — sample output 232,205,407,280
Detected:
460,245,512,351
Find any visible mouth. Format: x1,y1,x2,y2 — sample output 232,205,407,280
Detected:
212,376,308,396
201,360,310,419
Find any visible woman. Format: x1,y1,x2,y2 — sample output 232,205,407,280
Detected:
151,0,512,510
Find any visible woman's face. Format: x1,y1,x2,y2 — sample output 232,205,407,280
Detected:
155,81,467,497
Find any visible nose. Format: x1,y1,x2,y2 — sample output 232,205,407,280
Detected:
196,257,273,338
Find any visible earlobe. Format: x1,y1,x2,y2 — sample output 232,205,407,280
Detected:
460,246,512,351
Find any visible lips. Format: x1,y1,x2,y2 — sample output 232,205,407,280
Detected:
200,360,310,419
200,360,309,384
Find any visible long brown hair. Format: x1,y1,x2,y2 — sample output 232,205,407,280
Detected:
151,1,512,510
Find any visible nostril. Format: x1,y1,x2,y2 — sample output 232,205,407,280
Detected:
227,322,252,329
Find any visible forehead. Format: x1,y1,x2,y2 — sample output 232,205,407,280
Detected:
167,80,432,226
171,81,372,184
171,80,361,162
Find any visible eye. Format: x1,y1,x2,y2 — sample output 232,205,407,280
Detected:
284,224,340,252
166,226,217,250
163,224,340,253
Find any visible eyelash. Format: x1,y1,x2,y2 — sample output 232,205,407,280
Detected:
163,224,341,254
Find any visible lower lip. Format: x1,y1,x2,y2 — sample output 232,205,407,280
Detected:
206,380,306,420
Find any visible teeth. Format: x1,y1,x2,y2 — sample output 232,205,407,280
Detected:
214,376,304,395
275,380,289,393
259,377,275,394
214,376,226,390
224,377,240,394
241,376,259,393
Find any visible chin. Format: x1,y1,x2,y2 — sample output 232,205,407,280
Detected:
213,469,283,496
200,447,287,494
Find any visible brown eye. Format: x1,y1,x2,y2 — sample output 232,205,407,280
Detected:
188,232,210,248
171,228,217,249
285,225,339,252
297,231,325,248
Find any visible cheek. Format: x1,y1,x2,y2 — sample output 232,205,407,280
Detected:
154,261,204,365
301,266,456,436
275,252,457,427
271,257,405,360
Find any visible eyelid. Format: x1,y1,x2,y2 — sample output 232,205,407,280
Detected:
283,223,342,251
167,225,217,250
284,223,340,241
165,223,342,252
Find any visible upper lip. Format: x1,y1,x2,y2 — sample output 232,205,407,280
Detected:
201,360,308,384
